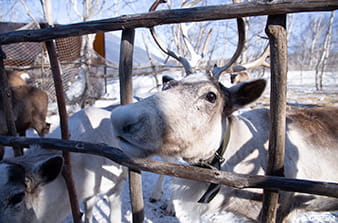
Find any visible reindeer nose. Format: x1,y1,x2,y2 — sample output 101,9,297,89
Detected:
111,105,145,136
122,123,133,134
120,117,145,135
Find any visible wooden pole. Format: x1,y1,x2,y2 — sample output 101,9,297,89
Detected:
1,136,338,199
119,29,144,223
119,30,134,106
261,14,288,223
0,46,22,157
44,39,82,223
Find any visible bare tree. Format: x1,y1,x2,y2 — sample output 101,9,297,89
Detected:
148,0,271,79
288,12,337,88
315,11,335,90
65,0,137,107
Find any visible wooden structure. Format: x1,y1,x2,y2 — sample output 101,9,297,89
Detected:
0,1,337,222
0,22,82,65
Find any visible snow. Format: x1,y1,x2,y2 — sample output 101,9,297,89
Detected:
35,71,338,222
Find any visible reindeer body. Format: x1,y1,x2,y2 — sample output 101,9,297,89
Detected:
0,85,49,137
0,107,127,223
110,73,338,222
171,107,338,222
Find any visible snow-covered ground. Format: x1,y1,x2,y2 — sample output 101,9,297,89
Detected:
41,70,338,222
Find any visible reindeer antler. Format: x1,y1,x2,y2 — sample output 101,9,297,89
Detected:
149,0,193,75
211,17,246,80
149,0,246,78
211,0,246,80
232,44,270,72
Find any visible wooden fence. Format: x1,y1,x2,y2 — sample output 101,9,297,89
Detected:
0,1,338,222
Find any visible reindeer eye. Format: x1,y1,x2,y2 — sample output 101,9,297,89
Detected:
205,92,217,103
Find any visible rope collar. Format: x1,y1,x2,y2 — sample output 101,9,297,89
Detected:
196,118,231,203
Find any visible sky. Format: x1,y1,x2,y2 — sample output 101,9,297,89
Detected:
0,0,233,24
0,1,337,65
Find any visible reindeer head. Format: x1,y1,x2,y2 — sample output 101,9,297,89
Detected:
111,72,265,163
0,146,63,223
111,1,266,162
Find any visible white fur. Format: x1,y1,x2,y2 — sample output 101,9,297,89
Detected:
0,107,127,223
19,72,30,81
111,74,338,223
172,109,338,222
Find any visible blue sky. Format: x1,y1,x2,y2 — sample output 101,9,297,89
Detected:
1,1,336,61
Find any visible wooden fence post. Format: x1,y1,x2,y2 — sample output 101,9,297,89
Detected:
44,38,82,223
0,46,22,157
261,14,288,223
119,29,145,223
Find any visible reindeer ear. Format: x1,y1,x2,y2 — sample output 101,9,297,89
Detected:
162,75,175,84
162,75,178,90
224,79,266,113
33,155,64,185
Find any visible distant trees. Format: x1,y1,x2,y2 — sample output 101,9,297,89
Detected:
2,0,336,92
314,11,335,90
288,11,337,90
66,0,137,106
144,0,270,79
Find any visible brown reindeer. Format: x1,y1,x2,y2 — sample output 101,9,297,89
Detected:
1,70,49,137
0,71,49,159
0,85,50,137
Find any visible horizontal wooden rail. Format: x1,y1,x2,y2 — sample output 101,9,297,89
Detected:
0,0,337,44
1,136,338,198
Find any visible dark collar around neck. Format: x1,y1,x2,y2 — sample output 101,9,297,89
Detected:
196,118,231,203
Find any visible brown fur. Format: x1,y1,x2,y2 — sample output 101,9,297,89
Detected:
6,70,27,87
287,107,338,148
230,72,249,84
0,85,50,137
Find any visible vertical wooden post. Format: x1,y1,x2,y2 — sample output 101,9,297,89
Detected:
119,29,144,223
44,39,82,223
261,14,288,223
119,30,134,105
0,46,22,157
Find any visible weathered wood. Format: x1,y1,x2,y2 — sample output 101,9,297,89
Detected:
0,0,337,45
129,170,144,223
119,29,134,105
261,14,288,223
44,39,82,223
0,47,22,157
119,29,144,223
0,145,3,160
1,136,338,198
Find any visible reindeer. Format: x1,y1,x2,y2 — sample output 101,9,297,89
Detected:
111,72,338,222
1,70,49,137
0,107,127,223
0,85,50,137
110,2,337,221
0,70,48,159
